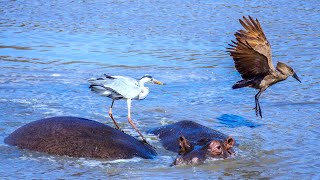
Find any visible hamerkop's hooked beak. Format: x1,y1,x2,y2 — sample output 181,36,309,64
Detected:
292,73,301,83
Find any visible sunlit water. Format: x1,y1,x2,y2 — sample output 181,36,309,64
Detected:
1,0,319,179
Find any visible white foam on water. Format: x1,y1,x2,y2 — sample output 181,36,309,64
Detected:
78,158,108,167
106,157,143,164
51,73,61,77
160,117,171,125
10,99,32,104
204,157,224,164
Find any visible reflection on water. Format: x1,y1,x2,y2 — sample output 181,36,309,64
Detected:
0,46,32,50
1,0,320,179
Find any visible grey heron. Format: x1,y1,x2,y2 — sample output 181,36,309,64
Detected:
227,16,301,118
89,74,163,143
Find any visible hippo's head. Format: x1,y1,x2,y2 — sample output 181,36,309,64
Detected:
173,136,235,165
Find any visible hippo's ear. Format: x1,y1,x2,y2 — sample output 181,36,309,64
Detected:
223,137,235,150
178,136,194,155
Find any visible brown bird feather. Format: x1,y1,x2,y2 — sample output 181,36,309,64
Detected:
227,16,275,80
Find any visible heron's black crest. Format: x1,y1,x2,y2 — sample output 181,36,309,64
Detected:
140,75,153,80
104,74,116,79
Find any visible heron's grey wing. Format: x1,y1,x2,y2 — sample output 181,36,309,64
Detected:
102,76,141,99
227,40,270,80
234,16,275,71
88,76,122,97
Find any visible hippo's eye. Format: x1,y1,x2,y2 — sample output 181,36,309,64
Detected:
216,145,221,150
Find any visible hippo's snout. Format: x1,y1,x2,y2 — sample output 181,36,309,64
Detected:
208,138,235,159
173,136,235,165
208,140,223,156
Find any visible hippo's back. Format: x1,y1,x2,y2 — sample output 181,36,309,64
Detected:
5,116,156,159
148,120,228,152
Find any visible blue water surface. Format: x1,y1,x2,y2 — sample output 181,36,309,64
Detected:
1,0,319,179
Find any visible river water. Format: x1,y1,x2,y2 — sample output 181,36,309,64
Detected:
1,0,319,179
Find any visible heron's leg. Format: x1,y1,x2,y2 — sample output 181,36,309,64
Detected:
126,99,147,143
254,89,263,118
109,99,121,130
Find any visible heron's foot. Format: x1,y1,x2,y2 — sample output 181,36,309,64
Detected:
139,139,156,149
109,122,124,132
115,127,125,133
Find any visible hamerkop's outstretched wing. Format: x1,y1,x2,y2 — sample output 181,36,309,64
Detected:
227,16,275,80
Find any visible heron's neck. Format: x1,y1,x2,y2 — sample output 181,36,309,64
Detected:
139,77,150,85
139,87,149,99
138,79,150,100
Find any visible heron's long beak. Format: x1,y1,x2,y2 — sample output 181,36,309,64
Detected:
152,79,164,85
292,73,301,83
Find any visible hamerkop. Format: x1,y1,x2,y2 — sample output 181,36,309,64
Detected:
227,16,301,118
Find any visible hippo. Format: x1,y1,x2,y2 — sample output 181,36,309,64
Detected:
5,116,156,160
148,120,235,165
173,135,235,165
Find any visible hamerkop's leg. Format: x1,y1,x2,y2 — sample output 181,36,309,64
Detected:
255,89,263,118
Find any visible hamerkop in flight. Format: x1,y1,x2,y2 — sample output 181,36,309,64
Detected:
227,16,301,118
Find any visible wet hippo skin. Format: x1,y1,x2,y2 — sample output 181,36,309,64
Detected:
149,120,231,152
5,116,156,159
148,120,235,165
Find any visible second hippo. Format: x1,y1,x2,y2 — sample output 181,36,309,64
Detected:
148,120,235,165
